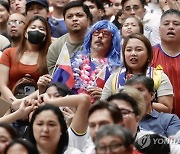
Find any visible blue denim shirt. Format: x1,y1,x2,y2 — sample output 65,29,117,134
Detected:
139,109,180,138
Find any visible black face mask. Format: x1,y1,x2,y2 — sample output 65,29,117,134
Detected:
27,30,46,45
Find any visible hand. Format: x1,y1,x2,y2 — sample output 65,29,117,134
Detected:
61,107,75,126
17,99,36,119
37,74,52,94
38,93,51,105
87,87,102,100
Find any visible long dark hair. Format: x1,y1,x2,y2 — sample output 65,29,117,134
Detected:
16,15,51,75
122,33,153,74
28,104,69,154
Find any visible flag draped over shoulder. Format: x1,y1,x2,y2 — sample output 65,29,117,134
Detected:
52,43,75,89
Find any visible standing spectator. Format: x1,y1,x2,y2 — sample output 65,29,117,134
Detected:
7,13,27,47
47,1,92,74
151,9,180,116
25,0,49,19
0,15,51,102
121,0,160,45
48,0,69,38
8,0,26,14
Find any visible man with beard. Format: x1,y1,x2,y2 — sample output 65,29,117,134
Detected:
7,13,27,47
47,0,92,75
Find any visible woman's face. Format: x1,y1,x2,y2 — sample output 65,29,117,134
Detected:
122,17,141,38
124,38,148,73
6,143,28,154
0,127,12,154
96,135,130,154
0,4,9,24
26,19,46,37
46,86,61,99
33,110,61,149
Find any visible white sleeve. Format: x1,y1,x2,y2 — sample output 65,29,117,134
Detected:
68,127,89,151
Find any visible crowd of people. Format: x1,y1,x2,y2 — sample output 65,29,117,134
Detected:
0,0,179,154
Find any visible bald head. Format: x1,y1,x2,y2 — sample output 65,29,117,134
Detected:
7,13,27,46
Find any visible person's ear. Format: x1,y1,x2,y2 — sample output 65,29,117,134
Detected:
151,92,154,102
135,115,140,123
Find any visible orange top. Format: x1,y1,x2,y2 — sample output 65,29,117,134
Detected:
0,47,40,90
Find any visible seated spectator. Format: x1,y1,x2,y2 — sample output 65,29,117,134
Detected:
4,138,39,154
101,33,173,113
121,16,144,40
0,123,19,154
8,0,26,14
6,13,27,47
95,124,134,154
0,15,51,102
53,20,122,102
126,74,180,138
151,9,180,116
27,104,83,154
25,0,49,19
82,100,123,153
121,0,161,45
48,0,69,38
81,0,105,24
107,87,146,137
47,0,92,75
0,1,10,35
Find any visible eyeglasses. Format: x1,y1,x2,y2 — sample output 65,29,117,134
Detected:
124,5,141,12
7,20,25,26
92,29,112,38
120,108,135,117
96,143,123,153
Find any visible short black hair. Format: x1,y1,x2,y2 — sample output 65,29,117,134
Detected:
107,92,139,116
121,0,146,8
161,9,180,21
46,82,74,97
80,0,104,10
88,100,123,124
63,0,93,22
125,73,154,93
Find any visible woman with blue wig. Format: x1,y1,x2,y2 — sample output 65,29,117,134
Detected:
53,20,122,103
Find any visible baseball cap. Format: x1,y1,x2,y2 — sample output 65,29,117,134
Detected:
26,0,49,8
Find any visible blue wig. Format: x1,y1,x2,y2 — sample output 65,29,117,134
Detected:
83,20,122,66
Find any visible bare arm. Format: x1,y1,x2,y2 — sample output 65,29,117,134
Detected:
152,95,173,113
0,100,34,124
0,64,16,102
40,94,91,133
